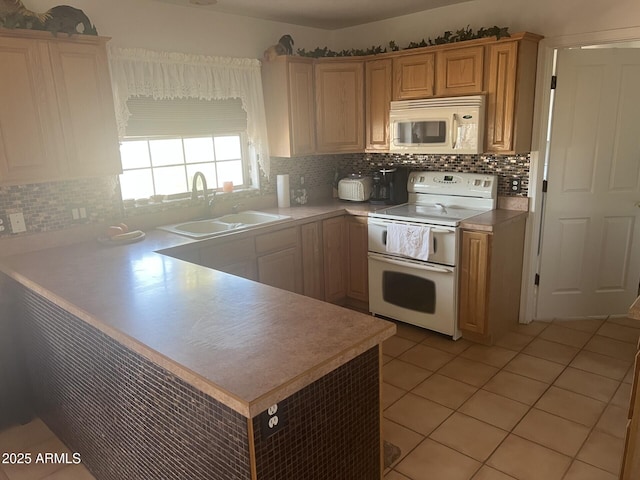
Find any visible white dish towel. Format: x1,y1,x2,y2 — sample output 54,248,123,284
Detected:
386,223,434,261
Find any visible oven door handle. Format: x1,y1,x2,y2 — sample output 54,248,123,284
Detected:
368,252,454,273
369,219,456,233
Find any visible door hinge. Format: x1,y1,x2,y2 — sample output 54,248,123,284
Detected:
534,273,540,286
542,180,548,193
551,75,557,90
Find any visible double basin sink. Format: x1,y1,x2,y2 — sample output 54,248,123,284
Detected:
158,211,291,239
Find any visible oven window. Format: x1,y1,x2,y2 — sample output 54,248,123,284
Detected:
396,120,446,145
382,271,436,313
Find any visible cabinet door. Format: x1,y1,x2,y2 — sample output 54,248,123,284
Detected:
258,247,302,293
346,216,368,303
256,227,302,293
459,230,491,335
48,40,121,177
301,222,325,300
315,60,364,153
435,45,484,96
365,58,392,151
485,41,518,153
288,60,316,155
199,237,257,281
0,37,62,184
262,56,315,157
392,52,435,100
322,216,347,303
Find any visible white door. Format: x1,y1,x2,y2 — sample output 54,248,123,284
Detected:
537,48,640,320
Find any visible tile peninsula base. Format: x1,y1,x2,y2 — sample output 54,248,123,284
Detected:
15,283,381,480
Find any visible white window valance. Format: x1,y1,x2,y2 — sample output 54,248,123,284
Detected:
108,47,271,179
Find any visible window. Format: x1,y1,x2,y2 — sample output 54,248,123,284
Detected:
119,134,247,200
118,97,253,200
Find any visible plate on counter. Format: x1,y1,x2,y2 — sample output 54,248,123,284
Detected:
97,230,146,246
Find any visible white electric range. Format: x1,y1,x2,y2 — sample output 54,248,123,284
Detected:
367,171,497,339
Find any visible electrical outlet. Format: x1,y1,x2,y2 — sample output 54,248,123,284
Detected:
510,177,522,193
70,206,89,223
9,212,26,233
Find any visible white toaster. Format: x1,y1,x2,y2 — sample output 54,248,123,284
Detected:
338,176,373,202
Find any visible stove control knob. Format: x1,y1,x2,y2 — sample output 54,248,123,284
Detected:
483,180,491,188
474,179,481,186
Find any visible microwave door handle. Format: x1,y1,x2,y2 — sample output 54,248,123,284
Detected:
451,113,458,149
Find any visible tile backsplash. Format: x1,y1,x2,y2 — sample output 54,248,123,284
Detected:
0,152,529,237
0,177,122,238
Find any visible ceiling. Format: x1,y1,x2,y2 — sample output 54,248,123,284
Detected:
151,0,472,30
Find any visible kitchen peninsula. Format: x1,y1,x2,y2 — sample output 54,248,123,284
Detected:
0,205,395,480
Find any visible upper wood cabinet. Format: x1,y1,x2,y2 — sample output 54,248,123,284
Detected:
365,58,392,151
315,59,365,153
485,34,541,154
260,32,542,156
392,52,435,100
48,40,122,178
0,35,62,184
435,45,484,96
261,56,316,157
0,30,121,185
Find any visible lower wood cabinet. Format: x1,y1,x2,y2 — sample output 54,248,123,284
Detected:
458,215,527,343
198,237,258,281
256,227,303,294
322,216,348,303
346,216,369,304
459,230,491,335
164,215,368,306
301,221,325,300
321,215,369,307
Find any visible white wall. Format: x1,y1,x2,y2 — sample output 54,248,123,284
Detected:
24,0,640,59
329,0,640,49
26,0,328,58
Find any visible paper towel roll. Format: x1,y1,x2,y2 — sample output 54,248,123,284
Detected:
277,174,290,208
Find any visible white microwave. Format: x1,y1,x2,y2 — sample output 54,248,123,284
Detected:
389,95,485,155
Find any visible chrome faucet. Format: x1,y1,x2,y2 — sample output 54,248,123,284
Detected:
191,172,215,208
231,203,244,214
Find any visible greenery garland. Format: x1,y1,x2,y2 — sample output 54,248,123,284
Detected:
296,25,510,58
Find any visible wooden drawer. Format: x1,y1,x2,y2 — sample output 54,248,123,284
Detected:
199,237,255,268
255,227,299,254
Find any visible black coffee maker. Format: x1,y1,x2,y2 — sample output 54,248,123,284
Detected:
370,167,409,205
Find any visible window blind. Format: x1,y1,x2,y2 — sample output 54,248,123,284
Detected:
124,97,248,137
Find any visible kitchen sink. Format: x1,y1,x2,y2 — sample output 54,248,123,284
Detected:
215,211,286,225
157,211,291,239
172,221,236,235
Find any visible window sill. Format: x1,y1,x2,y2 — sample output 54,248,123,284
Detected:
122,187,261,216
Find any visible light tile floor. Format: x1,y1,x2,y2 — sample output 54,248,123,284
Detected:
382,316,638,480
0,419,95,480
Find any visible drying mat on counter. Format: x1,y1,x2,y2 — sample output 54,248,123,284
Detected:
384,440,402,468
